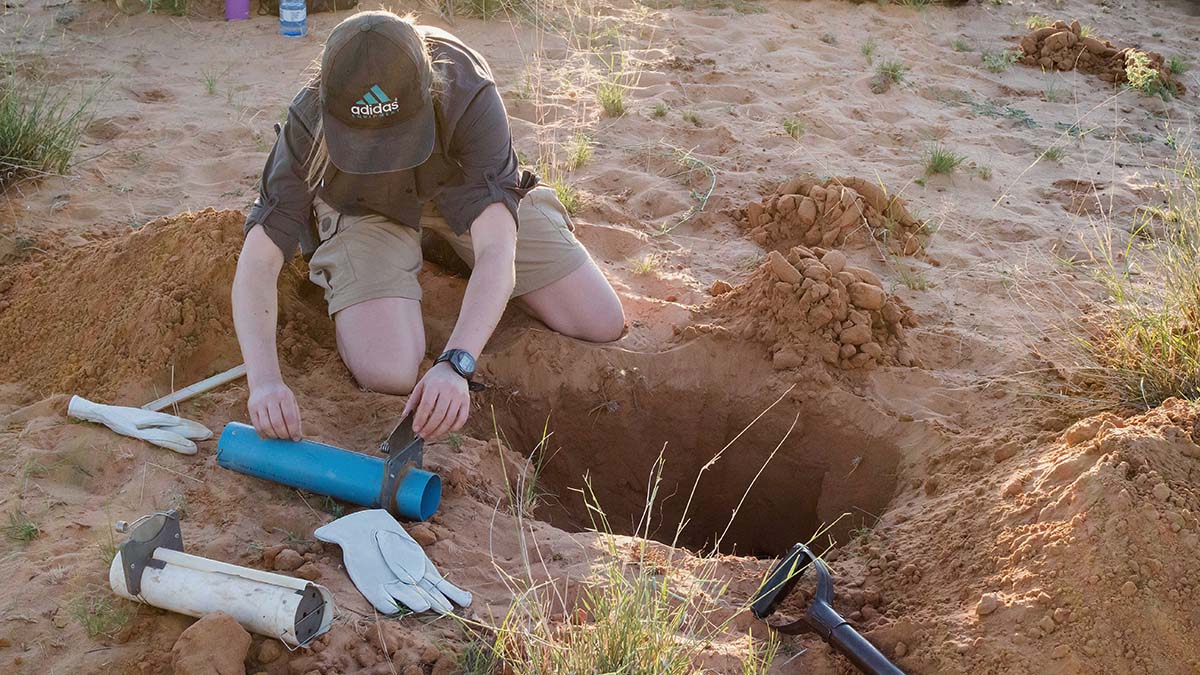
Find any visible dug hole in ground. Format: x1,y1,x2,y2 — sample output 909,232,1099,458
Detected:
2,0,1200,674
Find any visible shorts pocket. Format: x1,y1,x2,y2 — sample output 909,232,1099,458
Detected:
308,236,357,297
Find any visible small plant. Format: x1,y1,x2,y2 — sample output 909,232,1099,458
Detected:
597,80,625,117
1043,83,1065,102
980,49,1021,73
632,254,657,275
320,495,345,518
977,165,993,180
923,143,966,175
5,511,40,543
682,110,702,127
1079,25,1094,38
98,529,119,566
1043,146,1066,162
652,102,668,118
1167,55,1189,76
566,133,592,170
70,594,131,638
783,116,805,140
861,37,878,64
876,60,908,84
201,69,220,96
819,32,837,45
1026,14,1053,29
1125,50,1171,99
952,38,973,52
446,432,464,451
893,258,931,290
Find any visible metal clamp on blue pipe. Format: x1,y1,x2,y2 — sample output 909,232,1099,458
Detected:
217,422,440,521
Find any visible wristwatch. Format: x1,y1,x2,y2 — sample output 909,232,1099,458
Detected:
434,349,476,381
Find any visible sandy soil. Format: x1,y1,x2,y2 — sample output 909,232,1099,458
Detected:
2,0,1200,673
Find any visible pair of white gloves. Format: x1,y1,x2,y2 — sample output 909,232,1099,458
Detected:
67,395,211,455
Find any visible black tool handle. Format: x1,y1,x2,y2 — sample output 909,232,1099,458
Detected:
827,623,905,675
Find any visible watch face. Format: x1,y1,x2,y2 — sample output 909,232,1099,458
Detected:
453,351,476,376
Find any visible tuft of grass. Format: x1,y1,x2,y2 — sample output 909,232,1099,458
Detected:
783,116,805,140
1079,24,1093,38
1043,146,1066,162
5,511,40,543
923,143,966,175
681,110,702,127
980,49,1021,73
861,37,878,64
631,254,658,275
466,454,782,675
952,38,973,52
1043,82,1065,102
320,495,345,518
542,168,581,215
977,165,993,181
1026,14,1053,29
892,256,931,290
565,133,593,170
0,78,95,189
876,60,908,84
597,81,625,117
201,69,220,96
70,594,131,639
1074,148,1200,405
652,102,668,118
1167,55,1189,76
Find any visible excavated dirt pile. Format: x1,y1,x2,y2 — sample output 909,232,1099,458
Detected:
715,246,917,370
1017,20,1186,96
0,208,329,400
834,398,1200,673
743,176,926,256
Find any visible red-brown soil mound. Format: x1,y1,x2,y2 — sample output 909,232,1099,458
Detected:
715,245,917,370
1017,20,1186,96
743,176,927,256
0,209,329,400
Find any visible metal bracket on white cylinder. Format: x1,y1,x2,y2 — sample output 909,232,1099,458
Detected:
117,510,184,597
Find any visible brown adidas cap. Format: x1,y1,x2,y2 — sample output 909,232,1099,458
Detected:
320,12,435,174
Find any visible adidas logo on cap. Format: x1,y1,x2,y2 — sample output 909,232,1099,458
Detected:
351,84,400,119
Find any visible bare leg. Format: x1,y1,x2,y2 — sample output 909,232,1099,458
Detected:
334,297,426,394
519,261,625,342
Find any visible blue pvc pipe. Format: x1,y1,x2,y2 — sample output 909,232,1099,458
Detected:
217,422,440,521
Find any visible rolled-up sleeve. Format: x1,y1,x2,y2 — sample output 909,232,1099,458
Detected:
244,108,317,257
435,84,526,236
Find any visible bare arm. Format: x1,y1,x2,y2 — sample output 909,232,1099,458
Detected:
404,202,516,439
232,226,303,440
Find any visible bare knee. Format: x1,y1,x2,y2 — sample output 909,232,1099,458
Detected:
348,361,419,395
572,303,626,343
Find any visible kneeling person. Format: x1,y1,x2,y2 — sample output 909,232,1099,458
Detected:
231,11,625,443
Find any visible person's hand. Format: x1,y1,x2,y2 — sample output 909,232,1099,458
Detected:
402,362,470,441
248,379,303,440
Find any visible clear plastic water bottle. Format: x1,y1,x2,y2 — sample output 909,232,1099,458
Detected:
279,0,306,38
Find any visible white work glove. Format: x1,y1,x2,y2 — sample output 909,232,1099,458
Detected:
68,395,212,455
315,509,471,615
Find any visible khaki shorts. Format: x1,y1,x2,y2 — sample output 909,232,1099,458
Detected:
308,186,591,315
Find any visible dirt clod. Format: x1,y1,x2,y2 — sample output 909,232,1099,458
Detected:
977,592,1001,616
743,176,926,256
273,549,304,571
171,612,251,675
714,246,916,370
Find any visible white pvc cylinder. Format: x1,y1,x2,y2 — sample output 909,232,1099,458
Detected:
110,548,334,646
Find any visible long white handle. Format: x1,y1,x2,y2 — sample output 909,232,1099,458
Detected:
142,364,247,412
